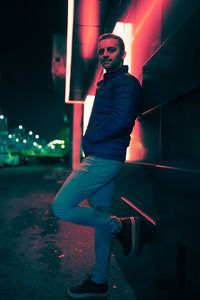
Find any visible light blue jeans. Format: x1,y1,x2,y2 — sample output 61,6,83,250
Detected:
52,156,124,283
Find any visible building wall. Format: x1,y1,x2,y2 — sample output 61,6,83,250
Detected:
112,1,200,299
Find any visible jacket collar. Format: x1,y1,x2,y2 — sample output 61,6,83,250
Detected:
103,65,128,80
97,65,128,87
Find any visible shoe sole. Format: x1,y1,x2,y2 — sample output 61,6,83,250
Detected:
67,288,109,298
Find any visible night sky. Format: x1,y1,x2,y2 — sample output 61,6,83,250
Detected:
0,0,67,142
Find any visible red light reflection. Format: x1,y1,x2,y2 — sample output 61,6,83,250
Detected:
128,119,146,161
121,197,156,226
73,103,83,170
131,0,162,77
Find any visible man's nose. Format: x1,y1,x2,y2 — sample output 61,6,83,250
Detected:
103,50,109,58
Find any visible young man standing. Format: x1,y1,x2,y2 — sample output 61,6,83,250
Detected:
52,33,141,298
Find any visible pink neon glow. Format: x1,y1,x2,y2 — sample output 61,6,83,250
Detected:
155,164,176,169
128,0,173,78
68,0,174,167
72,103,83,170
131,162,187,171
67,100,85,104
131,0,163,77
114,0,173,161
128,119,147,161
121,197,156,226
79,0,100,59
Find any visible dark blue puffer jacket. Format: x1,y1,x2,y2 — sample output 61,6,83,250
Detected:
82,65,141,162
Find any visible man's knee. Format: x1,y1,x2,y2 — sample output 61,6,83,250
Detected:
51,197,66,220
52,194,74,221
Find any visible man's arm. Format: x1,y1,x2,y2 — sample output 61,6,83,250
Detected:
84,76,141,144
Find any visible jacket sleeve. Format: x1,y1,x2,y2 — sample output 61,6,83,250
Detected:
84,76,141,144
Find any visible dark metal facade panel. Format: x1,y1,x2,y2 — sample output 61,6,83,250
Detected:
112,162,200,299
160,88,200,170
141,4,200,112
161,0,200,41
110,2,200,299
136,110,161,164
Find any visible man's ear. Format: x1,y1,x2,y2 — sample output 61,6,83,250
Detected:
122,51,126,60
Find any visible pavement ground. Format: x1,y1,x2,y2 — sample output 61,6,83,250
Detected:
0,164,136,300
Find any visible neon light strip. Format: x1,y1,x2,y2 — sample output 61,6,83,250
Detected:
67,100,85,104
132,0,159,41
65,0,74,103
128,161,200,174
121,197,157,226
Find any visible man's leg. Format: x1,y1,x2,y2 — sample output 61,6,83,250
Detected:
89,180,119,284
52,156,123,233
52,156,138,298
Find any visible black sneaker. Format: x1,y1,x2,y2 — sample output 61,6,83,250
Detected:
116,217,136,256
116,216,155,256
67,277,109,299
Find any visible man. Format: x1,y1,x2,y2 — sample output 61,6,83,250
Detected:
52,33,141,298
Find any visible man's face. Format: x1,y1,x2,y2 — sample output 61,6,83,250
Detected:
98,38,126,71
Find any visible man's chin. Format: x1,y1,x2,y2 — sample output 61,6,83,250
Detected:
103,64,114,71
103,63,112,69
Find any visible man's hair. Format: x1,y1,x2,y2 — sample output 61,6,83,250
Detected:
98,33,125,54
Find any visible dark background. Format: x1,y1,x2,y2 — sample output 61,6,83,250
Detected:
0,0,67,142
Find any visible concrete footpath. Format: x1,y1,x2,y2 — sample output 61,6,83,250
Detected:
0,165,136,300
